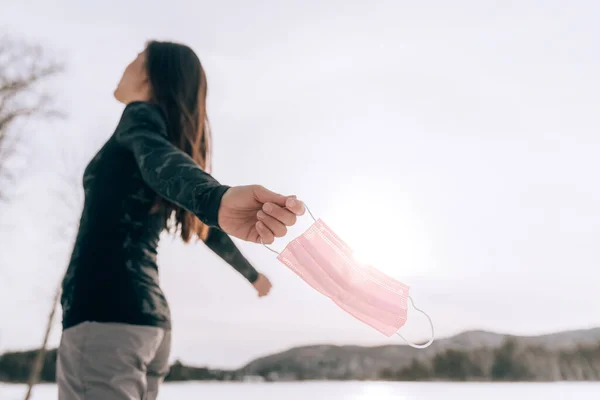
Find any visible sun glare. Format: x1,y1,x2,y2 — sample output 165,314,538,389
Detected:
323,185,436,279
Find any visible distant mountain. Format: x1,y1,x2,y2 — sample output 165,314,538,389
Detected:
238,327,600,381
444,328,600,350
1,328,599,383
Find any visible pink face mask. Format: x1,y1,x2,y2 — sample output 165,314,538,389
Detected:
263,207,435,349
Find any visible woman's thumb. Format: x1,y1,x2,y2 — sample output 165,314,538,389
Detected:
253,185,288,206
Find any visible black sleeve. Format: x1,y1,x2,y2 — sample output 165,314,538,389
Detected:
115,102,230,228
204,228,260,284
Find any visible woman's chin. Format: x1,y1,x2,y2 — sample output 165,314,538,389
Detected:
113,88,127,104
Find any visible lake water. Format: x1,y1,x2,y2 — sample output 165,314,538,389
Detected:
2,381,599,399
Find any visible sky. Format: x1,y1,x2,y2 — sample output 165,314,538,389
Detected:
0,0,599,368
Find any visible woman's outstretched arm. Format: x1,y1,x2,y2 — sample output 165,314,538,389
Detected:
116,101,306,245
204,228,259,283
115,101,229,228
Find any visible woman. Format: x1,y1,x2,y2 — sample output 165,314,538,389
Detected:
57,40,304,400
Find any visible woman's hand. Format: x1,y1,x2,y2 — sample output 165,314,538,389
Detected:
218,185,305,244
252,273,272,297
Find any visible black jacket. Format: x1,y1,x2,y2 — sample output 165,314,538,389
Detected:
61,101,258,330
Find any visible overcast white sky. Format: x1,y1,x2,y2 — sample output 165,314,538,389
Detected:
0,0,599,368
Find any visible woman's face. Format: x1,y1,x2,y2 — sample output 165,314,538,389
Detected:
114,50,151,104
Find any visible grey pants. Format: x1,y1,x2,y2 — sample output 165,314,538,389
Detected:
57,322,171,400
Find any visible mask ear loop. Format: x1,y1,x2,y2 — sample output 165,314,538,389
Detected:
261,204,317,256
395,296,435,349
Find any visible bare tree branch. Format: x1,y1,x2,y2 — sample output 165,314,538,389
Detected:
24,145,84,400
23,285,61,400
0,34,65,203
0,33,68,398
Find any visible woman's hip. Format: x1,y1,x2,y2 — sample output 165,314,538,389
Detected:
57,321,171,400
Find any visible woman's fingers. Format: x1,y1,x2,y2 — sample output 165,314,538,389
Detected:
253,185,288,207
285,197,306,216
262,203,298,226
256,221,275,244
257,210,288,238
256,194,305,245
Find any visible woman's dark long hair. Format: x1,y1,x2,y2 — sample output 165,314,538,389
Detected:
145,40,212,243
